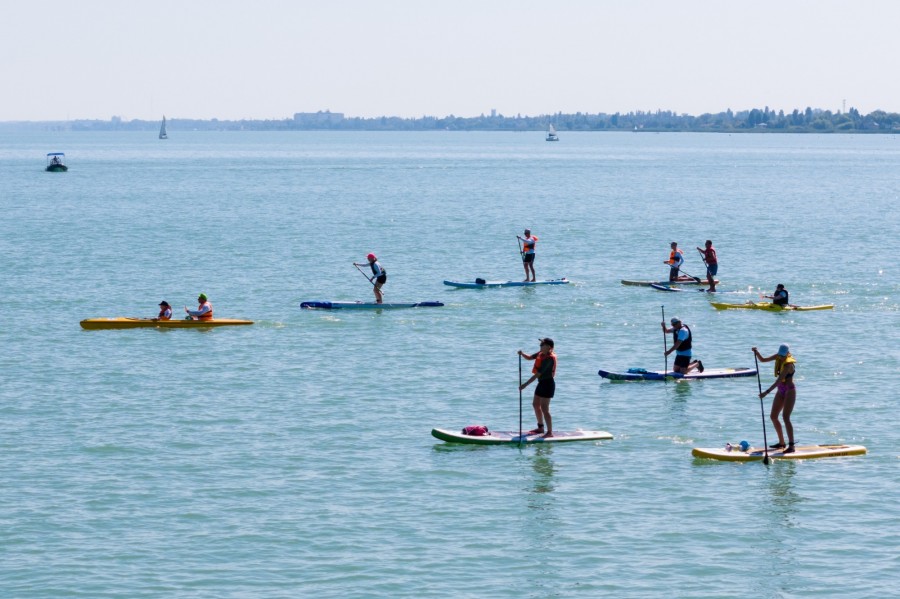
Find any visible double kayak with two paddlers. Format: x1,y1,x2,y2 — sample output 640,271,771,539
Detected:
621,277,718,287
301,301,444,310
710,301,834,312
692,444,866,462
80,317,253,330
598,367,757,381
431,428,613,445
443,278,570,288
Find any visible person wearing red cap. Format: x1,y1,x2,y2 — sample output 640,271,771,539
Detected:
518,338,557,438
354,253,387,304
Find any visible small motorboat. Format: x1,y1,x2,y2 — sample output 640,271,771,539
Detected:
46,152,68,172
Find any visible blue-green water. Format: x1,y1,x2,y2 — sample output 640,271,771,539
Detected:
2,131,898,598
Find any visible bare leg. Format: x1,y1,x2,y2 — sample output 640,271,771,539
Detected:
781,388,796,445
770,392,786,445
374,282,383,304
539,396,553,437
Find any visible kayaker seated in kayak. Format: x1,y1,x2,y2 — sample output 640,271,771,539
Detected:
184,293,214,320
696,240,718,292
517,228,538,282
156,301,172,321
665,242,684,282
518,338,557,438
764,284,789,306
662,317,703,374
753,344,797,453
353,253,386,304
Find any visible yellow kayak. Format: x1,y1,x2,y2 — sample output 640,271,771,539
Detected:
710,301,833,312
80,317,254,330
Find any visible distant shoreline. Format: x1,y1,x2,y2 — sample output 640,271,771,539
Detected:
2,106,898,133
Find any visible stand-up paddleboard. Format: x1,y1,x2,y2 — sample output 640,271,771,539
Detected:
431,428,612,445
598,367,756,381
710,301,834,312
80,317,253,330
692,444,866,462
622,277,717,287
443,278,570,288
301,301,444,309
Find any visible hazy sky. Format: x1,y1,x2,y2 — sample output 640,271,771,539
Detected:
4,0,898,121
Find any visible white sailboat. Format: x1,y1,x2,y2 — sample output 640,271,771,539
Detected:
159,116,168,140
546,124,559,142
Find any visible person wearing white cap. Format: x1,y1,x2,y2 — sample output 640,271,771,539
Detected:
752,344,797,453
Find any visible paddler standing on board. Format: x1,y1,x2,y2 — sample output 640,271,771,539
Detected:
518,338,557,438
665,242,684,282
184,293,213,320
696,240,718,292
662,317,703,374
753,344,796,453
517,229,538,282
353,253,386,304
155,301,172,321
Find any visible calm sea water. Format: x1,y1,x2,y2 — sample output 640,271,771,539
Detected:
1,131,898,598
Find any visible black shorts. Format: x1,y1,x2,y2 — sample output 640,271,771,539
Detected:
523,253,535,264
375,274,387,285
535,378,555,398
674,355,691,368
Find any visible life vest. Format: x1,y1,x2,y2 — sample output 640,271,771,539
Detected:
196,300,213,320
369,261,385,278
673,324,692,351
667,249,684,266
523,236,538,254
773,288,789,306
158,308,172,320
532,351,557,378
775,354,796,379
703,247,717,264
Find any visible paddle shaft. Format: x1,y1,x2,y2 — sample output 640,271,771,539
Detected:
669,264,702,283
354,263,386,295
661,306,668,383
518,354,523,447
516,236,524,261
754,353,771,465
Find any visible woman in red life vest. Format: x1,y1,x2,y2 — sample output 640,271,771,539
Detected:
184,293,214,320
518,338,557,438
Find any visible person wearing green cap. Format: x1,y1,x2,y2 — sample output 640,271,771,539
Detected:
184,294,214,320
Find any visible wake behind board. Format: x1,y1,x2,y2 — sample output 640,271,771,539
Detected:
301,301,444,309
598,367,757,381
431,428,612,445
443,278,570,288
692,444,866,462
622,277,718,287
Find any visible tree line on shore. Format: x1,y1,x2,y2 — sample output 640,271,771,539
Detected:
5,106,899,133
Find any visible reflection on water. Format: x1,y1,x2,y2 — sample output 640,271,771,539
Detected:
767,460,800,528
529,445,556,495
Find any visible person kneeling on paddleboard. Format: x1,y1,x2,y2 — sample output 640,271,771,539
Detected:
662,317,703,375
185,294,213,320
518,338,557,438
753,344,797,453
156,301,172,321
354,253,386,304
764,284,789,306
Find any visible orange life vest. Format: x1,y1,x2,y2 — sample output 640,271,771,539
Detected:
532,351,557,378
197,300,213,320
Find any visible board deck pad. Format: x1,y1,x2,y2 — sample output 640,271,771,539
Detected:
598,367,757,381
301,301,444,309
692,444,866,461
431,428,612,445
443,278,570,288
